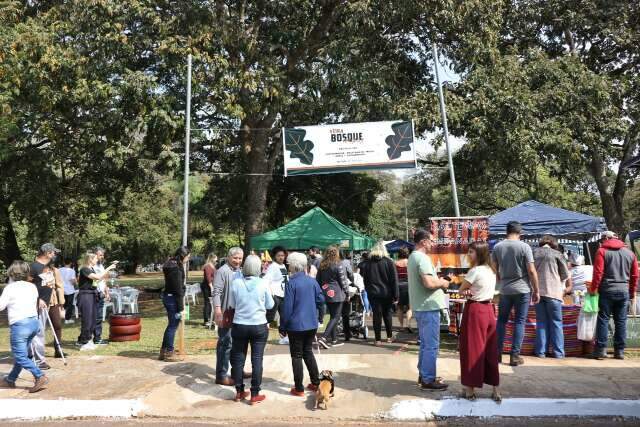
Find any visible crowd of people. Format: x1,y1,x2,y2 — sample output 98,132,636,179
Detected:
0,220,637,402
0,243,119,392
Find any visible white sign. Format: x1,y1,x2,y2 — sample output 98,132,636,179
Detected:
282,120,417,176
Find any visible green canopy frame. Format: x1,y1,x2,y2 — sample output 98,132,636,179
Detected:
249,207,376,251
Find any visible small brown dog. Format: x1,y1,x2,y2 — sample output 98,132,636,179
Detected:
315,370,335,410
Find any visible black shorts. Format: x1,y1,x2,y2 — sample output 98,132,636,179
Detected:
398,282,410,307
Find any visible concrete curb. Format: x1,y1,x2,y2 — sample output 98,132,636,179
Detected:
0,399,144,420
384,398,640,420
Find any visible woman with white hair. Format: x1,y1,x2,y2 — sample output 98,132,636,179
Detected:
279,252,325,397
228,254,275,405
359,241,399,345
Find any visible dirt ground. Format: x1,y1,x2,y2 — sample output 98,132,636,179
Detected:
1,342,639,422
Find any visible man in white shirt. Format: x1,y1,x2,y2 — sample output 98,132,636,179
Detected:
265,246,289,344
59,258,77,324
93,247,111,345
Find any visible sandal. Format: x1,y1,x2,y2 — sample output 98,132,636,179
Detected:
492,391,502,404
459,391,477,401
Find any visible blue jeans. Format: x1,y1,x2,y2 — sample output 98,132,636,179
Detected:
497,292,530,355
216,326,232,378
161,294,180,352
415,310,440,384
535,297,564,358
596,291,629,351
7,317,43,383
231,323,269,396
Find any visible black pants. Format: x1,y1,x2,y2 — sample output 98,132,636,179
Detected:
288,329,320,392
318,302,326,324
64,293,75,320
266,295,284,324
231,323,269,396
200,283,212,324
370,298,394,341
342,301,351,340
322,302,343,342
94,295,105,341
77,291,97,344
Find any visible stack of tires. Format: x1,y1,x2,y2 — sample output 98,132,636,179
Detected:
109,313,142,342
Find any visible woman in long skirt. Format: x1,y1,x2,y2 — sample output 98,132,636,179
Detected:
458,241,501,402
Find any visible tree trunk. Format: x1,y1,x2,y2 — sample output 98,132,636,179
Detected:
588,151,626,234
0,200,22,266
241,121,282,250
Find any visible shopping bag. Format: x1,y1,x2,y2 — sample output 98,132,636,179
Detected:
583,293,599,313
577,310,598,341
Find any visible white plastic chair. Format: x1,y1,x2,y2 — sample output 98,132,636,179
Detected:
120,289,140,313
102,299,115,321
109,289,123,314
186,284,199,305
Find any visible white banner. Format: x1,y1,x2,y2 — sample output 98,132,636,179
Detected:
282,120,417,176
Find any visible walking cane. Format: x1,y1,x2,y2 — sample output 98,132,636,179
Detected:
43,308,67,366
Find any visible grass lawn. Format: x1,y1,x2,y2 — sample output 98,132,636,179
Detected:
0,273,281,360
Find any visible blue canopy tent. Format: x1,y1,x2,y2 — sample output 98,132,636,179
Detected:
385,239,415,253
489,200,607,240
489,200,608,264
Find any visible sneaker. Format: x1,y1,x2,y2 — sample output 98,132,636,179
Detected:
306,383,319,392
164,350,185,362
234,391,249,402
290,387,305,397
509,354,525,367
614,350,625,360
420,381,448,391
38,362,51,370
80,342,97,351
250,394,266,405
0,378,16,389
29,375,49,393
94,339,109,345
330,340,344,347
278,336,290,345
64,320,75,325
318,338,331,349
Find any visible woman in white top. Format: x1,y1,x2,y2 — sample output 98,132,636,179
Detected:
0,261,49,393
458,242,501,402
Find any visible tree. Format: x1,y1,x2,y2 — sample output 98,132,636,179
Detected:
408,1,639,233
0,1,181,264
158,0,504,244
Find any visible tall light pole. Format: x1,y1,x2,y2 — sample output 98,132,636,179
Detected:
432,43,461,217
182,54,192,247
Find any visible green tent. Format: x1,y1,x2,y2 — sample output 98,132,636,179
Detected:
250,207,376,251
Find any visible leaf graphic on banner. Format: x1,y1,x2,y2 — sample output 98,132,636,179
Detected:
385,121,413,160
285,129,314,165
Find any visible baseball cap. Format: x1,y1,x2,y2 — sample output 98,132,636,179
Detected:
39,243,61,254
601,231,617,240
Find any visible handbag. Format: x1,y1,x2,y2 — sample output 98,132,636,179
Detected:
221,274,248,328
583,293,599,313
221,308,235,328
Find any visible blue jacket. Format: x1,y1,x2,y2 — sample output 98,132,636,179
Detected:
280,272,325,333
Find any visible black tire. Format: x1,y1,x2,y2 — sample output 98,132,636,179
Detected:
109,324,142,336
109,333,141,342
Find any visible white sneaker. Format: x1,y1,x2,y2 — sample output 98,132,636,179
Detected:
64,320,75,324
80,342,97,351
278,336,290,345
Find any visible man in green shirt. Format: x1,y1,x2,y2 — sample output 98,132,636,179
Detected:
408,229,450,391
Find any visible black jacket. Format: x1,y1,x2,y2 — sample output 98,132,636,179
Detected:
360,256,399,301
317,263,350,303
163,259,185,312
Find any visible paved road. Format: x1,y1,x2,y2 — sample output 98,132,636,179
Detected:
3,417,637,426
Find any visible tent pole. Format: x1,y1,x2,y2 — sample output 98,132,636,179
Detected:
585,240,593,265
